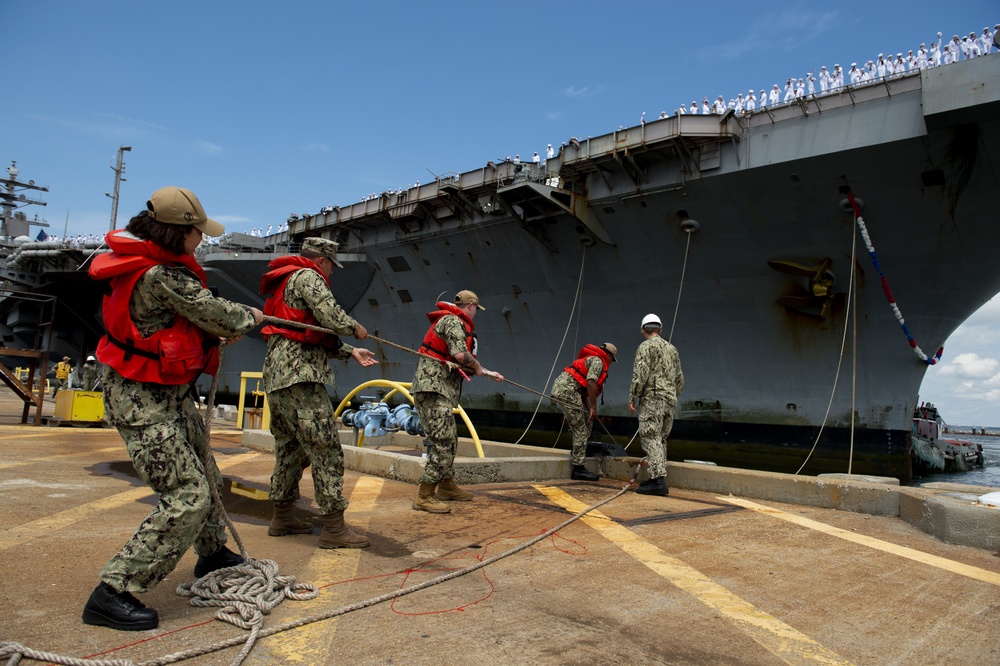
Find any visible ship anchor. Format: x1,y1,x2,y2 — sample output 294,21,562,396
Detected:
768,257,836,317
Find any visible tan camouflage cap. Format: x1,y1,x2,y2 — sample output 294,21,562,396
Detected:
301,237,343,267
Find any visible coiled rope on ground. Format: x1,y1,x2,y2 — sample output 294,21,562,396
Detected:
0,469,641,666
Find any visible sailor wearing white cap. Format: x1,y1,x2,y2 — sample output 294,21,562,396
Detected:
968,33,982,58
819,66,830,94
769,84,780,106
805,71,815,96
690,101,698,114
848,63,861,85
758,89,767,108
783,78,795,102
744,89,756,112
546,144,554,159
930,42,941,67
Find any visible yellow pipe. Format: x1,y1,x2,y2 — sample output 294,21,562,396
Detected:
334,379,484,458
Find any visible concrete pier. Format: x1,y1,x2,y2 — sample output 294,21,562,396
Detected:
1,407,997,665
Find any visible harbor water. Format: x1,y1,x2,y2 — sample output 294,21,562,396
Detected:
912,435,1000,488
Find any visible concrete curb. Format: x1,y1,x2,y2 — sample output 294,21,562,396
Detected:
241,429,1000,552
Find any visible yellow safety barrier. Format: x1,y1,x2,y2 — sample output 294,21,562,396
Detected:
15,367,50,392
236,371,270,430
334,379,484,458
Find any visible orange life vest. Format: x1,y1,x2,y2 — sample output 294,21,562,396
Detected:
259,256,342,349
563,344,612,394
419,302,477,363
89,230,219,385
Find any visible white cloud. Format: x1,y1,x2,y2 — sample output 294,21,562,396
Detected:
197,140,224,155
563,85,600,98
938,352,1000,379
302,143,331,153
697,7,842,63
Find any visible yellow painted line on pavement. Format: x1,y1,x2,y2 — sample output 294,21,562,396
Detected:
0,451,260,551
268,476,385,663
720,496,1000,587
537,485,853,666
0,446,123,469
0,430,111,440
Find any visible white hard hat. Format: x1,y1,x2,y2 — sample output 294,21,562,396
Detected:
641,313,662,328
87,355,96,361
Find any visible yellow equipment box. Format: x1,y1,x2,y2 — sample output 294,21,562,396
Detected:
54,390,105,423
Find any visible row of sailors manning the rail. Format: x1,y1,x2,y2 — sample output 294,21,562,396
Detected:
666,26,1000,118
78,185,684,632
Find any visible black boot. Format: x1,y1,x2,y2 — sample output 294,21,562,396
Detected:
194,545,244,578
82,582,159,631
571,465,599,481
636,477,669,496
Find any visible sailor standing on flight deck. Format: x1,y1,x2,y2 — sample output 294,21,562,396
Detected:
410,290,504,513
628,314,684,497
260,237,378,548
550,342,618,481
83,186,264,631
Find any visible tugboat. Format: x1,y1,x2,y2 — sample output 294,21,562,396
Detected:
911,402,985,473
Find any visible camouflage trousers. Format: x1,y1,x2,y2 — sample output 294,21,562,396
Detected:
413,391,458,485
637,395,675,479
100,404,228,594
267,383,347,514
552,387,591,466
51,377,68,398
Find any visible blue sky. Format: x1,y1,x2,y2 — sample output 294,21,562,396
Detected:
2,1,997,425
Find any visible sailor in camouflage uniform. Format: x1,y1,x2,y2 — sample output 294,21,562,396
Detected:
83,187,264,631
410,290,503,513
550,342,617,481
628,313,684,496
260,237,378,548
78,355,100,391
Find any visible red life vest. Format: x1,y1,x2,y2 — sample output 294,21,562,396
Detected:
419,302,477,363
563,344,612,394
259,256,341,349
89,230,219,385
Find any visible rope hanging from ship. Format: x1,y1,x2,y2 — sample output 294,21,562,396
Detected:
845,190,944,365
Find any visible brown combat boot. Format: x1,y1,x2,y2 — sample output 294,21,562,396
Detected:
268,501,315,536
318,510,370,549
436,476,473,501
412,481,451,513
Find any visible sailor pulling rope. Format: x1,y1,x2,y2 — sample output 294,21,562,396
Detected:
260,314,597,416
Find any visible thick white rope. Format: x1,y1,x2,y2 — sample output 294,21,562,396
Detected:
795,213,859,475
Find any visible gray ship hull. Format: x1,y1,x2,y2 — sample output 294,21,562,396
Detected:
23,57,994,483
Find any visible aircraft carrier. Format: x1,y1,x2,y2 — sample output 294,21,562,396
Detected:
4,55,1000,482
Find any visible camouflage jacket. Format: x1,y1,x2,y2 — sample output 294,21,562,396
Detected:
262,268,356,392
410,314,469,405
79,363,99,390
104,264,257,427
629,335,684,406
